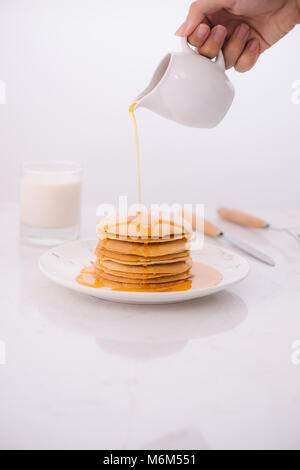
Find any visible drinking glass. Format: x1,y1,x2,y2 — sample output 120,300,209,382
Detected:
20,161,82,245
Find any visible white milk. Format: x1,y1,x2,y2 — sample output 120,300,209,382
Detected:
20,172,81,229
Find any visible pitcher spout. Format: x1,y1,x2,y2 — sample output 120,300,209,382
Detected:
132,53,172,112
133,91,169,118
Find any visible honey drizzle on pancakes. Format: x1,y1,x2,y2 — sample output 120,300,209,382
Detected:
102,212,187,239
76,262,223,292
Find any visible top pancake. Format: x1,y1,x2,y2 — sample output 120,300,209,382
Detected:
97,212,191,242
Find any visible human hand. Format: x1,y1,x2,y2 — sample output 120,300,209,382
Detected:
175,0,300,72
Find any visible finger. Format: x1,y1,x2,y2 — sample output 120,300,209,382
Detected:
223,23,250,69
188,23,211,49
197,25,227,59
175,0,233,36
234,39,260,73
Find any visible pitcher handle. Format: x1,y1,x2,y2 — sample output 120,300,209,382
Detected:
215,51,225,70
181,37,225,71
181,37,197,55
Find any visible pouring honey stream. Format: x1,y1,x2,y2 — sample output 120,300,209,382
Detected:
129,102,142,205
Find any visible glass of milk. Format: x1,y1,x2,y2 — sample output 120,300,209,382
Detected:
20,161,82,245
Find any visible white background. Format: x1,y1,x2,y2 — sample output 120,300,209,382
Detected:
0,0,299,211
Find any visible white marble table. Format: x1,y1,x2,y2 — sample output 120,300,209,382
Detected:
1,203,300,450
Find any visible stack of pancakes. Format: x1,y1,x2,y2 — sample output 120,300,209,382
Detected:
95,212,192,291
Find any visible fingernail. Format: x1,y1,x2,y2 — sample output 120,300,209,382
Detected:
212,25,226,42
248,39,259,52
175,19,193,36
196,24,210,39
235,23,250,40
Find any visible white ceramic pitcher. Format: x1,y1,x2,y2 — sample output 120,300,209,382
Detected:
134,38,235,128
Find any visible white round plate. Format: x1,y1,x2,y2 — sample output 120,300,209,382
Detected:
38,239,249,304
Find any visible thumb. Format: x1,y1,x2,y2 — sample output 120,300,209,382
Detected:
175,0,233,36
